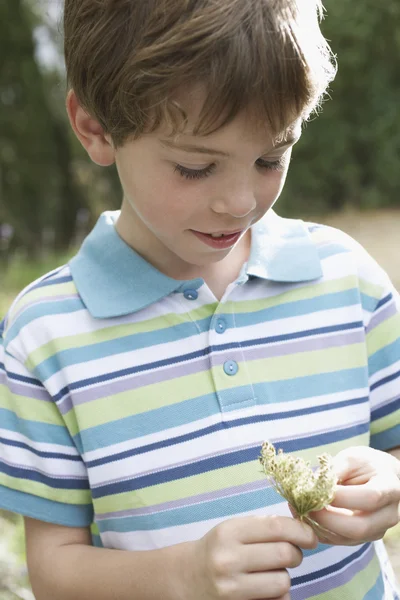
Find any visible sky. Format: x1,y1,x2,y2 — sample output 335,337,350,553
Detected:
33,0,64,70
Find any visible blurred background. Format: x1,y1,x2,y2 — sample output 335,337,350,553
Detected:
0,0,399,597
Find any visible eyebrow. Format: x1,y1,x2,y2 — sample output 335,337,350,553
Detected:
160,136,299,157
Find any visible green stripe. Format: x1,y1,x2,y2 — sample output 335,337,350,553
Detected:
232,275,359,314
0,473,91,505
371,409,400,436
0,385,60,424
67,369,216,433
306,551,380,600
367,312,400,356
94,435,369,514
9,281,78,318
245,344,367,384
26,302,217,367
69,344,367,430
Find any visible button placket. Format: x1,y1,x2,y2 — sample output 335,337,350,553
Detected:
208,300,256,411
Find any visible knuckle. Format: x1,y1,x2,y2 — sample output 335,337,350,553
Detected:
276,543,296,567
268,515,285,539
354,519,370,541
214,579,238,600
211,551,237,578
369,488,385,509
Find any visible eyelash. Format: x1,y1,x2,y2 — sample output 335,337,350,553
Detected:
174,157,287,181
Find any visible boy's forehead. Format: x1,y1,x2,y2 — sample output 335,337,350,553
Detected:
166,83,302,148
158,113,302,153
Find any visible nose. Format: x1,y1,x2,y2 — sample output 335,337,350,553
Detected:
210,186,257,219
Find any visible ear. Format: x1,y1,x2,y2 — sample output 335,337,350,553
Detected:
66,90,115,167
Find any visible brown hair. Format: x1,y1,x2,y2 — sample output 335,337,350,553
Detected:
64,0,336,147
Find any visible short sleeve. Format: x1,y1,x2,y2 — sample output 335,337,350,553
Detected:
360,255,400,451
0,315,93,527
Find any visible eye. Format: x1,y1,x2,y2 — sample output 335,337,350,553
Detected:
256,156,287,171
174,164,216,180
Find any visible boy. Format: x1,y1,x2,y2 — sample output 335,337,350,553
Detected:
1,0,400,598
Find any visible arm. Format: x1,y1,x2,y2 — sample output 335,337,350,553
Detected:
25,517,192,600
25,514,317,600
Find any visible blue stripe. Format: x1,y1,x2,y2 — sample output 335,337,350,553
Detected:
99,485,282,531
361,292,382,314
91,422,369,498
0,436,82,462
50,321,364,400
371,397,400,421
0,484,93,527
6,299,86,344
1,364,45,388
375,292,393,311
0,407,77,447
371,425,400,451
35,290,362,380
369,340,400,378
291,543,370,585
34,274,73,289
87,395,368,468
363,570,385,600
370,368,400,392
0,460,89,490
79,368,369,452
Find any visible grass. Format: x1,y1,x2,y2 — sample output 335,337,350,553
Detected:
0,249,75,319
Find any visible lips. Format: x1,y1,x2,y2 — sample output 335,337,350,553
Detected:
191,229,244,249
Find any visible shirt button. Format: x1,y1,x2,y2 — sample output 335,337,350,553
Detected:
183,289,198,301
215,318,227,334
223,360,238,376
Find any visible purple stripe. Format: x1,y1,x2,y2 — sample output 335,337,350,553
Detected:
212,330,364,367
96,479,271,520
4,379,51,402
57,354,210,414
92,418,366,491
366,301,397,334
58,329,364,413
291,543,375,599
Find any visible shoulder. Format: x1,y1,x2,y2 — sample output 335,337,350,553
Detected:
2,263,84,358
304,220,393,294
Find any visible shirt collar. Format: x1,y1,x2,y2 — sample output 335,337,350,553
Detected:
69,210,322,319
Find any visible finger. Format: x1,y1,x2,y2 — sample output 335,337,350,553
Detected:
310,502,399,542
239,516,317,549
331,475,400,512
242,542,303,572
240,570,291,599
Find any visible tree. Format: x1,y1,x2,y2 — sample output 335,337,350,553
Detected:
279,0,400,215
0,0,86,258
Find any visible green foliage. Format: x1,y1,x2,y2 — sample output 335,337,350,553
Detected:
279,0,400,216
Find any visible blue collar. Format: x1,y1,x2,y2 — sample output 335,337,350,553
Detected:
69,210,323,318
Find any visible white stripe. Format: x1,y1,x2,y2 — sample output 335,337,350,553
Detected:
0,428,79,456
89,410,369,486
83,387,368,463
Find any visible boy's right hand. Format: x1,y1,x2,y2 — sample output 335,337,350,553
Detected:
184,515,318,600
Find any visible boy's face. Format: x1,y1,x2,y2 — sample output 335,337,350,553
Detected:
103,89,300,280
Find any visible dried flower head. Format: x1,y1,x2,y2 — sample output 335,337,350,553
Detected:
259,441,338,520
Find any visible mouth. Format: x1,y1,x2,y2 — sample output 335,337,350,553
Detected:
190,229,245,249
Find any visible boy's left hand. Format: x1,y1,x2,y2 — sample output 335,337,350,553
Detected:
305,446,400,546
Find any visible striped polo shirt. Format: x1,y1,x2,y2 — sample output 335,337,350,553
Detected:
1,209,399,599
